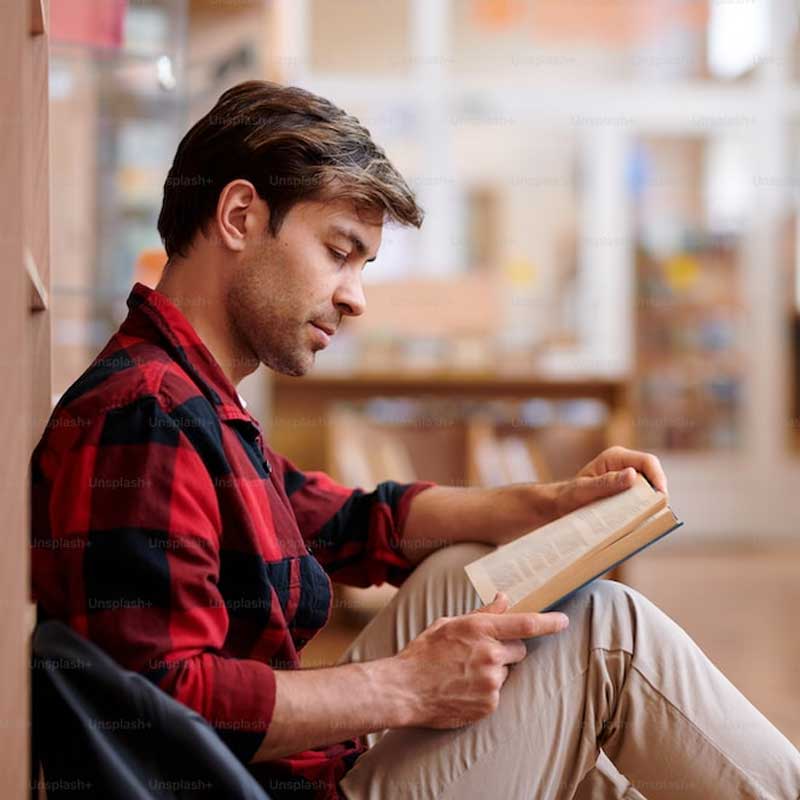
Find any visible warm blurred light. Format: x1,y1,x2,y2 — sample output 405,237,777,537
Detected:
530,0,707,45
50,0,126,50
134,249,167,289
471,0,526,30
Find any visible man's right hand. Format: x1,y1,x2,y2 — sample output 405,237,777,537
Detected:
392,593,570,729
255,593,569,762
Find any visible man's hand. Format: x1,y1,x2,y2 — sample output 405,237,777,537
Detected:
401,447,668,561
476,446,669,546
577,445,668,494
536,446,668,527
391,592,569,729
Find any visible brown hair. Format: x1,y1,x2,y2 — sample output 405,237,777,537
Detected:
157,81,423,259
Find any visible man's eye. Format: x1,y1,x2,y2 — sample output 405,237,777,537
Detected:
328,247,348,264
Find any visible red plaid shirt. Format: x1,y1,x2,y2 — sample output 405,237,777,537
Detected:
30,282,435,799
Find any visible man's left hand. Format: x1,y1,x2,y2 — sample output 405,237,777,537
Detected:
522,446,668,536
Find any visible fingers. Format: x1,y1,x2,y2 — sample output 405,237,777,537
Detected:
601,447,669,495
638,452,668,494
497,638,527,665
569,468,635,507
482,610,569,640
475,591,510,615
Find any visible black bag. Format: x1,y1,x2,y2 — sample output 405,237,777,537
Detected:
31,620,272,800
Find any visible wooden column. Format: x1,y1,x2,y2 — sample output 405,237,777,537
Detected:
0,0,51,795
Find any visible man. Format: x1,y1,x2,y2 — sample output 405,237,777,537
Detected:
31,81,799,800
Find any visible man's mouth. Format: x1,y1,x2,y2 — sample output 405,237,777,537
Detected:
312,322,336,337
309,321,335,347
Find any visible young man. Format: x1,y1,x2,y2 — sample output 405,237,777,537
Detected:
31,82,799,800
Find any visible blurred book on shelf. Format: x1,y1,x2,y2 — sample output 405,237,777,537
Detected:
467,416,549,487
327,409,417,491
325,398,609,490
634,235,743,452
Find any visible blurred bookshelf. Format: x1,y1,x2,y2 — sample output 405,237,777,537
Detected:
268,372,631,486
326,400,610,489
49,0,188,400
634,236,744,451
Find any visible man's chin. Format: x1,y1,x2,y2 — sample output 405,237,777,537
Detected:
264,351,315,378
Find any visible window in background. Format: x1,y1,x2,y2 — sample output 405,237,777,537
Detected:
707,0,768,80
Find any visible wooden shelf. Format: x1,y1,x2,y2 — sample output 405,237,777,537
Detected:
268,371,632,483
272,371,629,404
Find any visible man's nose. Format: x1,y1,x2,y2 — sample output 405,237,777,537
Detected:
333,272,366,318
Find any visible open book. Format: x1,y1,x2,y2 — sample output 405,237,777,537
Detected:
464,474,682,614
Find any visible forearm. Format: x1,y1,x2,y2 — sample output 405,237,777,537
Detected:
399,483,556,564
251,656,414,762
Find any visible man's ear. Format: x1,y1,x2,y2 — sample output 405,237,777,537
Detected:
215,179,267,253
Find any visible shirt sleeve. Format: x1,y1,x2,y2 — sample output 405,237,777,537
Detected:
31,395,275,762
268,449,436,588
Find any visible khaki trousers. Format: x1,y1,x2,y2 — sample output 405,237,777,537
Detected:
337,543,800,800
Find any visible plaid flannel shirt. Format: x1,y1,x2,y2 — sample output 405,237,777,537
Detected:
30,282,436,799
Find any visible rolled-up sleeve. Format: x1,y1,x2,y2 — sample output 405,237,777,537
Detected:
269,450,436,588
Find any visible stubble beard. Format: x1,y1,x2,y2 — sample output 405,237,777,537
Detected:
226,262,314,379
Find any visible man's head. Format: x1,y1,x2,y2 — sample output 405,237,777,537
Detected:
157,81,423,378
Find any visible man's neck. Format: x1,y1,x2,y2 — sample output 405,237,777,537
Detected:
155,260,257,386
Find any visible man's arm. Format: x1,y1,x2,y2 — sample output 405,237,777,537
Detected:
252,593,569,761
31,396,278,762
400,446,669,564
254,657,407,760
269,449,436,587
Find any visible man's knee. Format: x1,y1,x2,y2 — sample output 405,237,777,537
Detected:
400,542,494,616
410,542,494,586
554,578,670,657
549,580,636,641
561,579,641,615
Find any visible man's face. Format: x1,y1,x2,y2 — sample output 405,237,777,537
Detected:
227,197,380,377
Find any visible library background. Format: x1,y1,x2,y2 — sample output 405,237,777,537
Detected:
3,0,800,795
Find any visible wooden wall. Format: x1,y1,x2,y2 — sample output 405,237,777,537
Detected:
0,0,51,795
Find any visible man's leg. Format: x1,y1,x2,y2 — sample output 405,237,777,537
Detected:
337,543,800,800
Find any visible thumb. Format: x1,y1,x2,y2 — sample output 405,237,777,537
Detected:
570,467,636,508
475,591,510,615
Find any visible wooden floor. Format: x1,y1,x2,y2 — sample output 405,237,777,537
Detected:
302,545,800,748
625,544,800,748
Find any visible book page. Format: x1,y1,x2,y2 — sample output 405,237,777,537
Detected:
465,475,663,606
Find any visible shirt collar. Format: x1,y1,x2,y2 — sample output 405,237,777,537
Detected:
123,282,254,425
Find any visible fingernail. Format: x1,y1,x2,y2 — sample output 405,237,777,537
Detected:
557,613,569,628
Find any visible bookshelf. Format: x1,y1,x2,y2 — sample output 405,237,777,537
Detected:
268,371,632,484
635,237,744,451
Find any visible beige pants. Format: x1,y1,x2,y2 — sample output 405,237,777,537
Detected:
337,543,800,800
